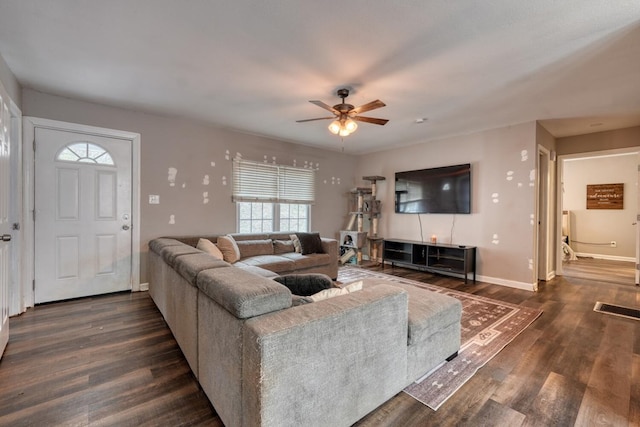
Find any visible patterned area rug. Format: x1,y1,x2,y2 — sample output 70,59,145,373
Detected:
338,267,542,411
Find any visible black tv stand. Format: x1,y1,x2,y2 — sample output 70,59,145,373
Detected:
382,238,476,284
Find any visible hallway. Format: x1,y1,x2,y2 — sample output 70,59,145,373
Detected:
562,257,636,286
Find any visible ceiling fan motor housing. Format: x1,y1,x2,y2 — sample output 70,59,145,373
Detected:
337,88,350,99
335,103,355,114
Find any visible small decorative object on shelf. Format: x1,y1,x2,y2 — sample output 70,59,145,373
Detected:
382,238,477,284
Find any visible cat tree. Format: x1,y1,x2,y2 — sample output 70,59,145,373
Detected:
340,175,385,265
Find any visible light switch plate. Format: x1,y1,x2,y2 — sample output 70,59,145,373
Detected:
149,195,160,204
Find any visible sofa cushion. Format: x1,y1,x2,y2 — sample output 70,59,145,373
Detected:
296,232,325,254
229,233,270,242
196,238,224,260
159,245,202,267
236,239,274,258
403,288,461,346
196,267,291,319
273,239,295,254
273,273,333,296
235,265,280,279
362,279,462,346
280,253,331,270
174,253,230,284
217,235,241,263
149,238,184,254
236,255,295,272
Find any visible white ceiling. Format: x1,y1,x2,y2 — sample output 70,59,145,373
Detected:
0,1,639,153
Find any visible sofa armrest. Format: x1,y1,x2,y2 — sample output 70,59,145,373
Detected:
242,284,409,427
320,237,337,258
320,237,338,279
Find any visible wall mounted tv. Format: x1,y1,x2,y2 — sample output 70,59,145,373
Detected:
395,163,471,214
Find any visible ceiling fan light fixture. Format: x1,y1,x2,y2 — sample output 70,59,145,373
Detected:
299,88,387,138
344,118,358,133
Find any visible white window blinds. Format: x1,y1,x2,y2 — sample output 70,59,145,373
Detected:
232,159,315,204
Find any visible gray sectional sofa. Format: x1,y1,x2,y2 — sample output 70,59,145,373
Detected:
148,233,462,427
169,232,338,280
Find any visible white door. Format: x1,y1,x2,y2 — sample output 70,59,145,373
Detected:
0,94,11,356
34,128,132,303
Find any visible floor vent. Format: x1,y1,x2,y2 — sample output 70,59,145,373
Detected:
593,302,640,321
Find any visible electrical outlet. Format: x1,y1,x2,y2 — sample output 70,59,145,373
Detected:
610,241,617,248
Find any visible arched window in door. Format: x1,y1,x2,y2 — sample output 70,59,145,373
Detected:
56,142,115,165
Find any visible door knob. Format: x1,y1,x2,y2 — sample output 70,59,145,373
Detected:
122,225,130,231
1,234,11,242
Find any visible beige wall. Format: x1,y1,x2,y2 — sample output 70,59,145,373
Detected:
355,121,538,288
22,89,356,283
562,153,637,259
557,126,640,156
0,53,20,108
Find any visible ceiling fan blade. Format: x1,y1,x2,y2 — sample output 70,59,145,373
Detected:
353,116,389,125
352,99,386,114
296,116,335,123
309,100,339,114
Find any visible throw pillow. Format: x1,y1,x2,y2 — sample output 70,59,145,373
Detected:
295,232,324,255
273,239,295,254
216,235,241,263
236,239,274,258
273,273,333,296
196,238,224,260
289,234,302,253
307,280,363,302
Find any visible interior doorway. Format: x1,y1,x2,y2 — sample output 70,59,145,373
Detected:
558,148,639,286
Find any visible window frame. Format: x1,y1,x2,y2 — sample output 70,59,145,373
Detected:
236,201,311,233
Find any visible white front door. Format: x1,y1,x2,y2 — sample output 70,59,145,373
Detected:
34,128,133,303
0,93,11,357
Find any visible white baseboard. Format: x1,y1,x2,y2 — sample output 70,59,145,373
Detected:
574,252,635,262
476,274,538,292
139,282,149,291
379,261,538,292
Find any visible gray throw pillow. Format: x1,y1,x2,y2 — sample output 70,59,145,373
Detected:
295,232,324,255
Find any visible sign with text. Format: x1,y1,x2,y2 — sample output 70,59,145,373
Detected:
586,183,624,209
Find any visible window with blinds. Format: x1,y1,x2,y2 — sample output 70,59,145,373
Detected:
232,159,315,204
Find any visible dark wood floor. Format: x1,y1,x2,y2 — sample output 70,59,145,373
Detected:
1,266,639,426
562,257,637,287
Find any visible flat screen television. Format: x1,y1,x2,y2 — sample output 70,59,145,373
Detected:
395,163,471,214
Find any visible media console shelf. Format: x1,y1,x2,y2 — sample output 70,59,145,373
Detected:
382,239,476,284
